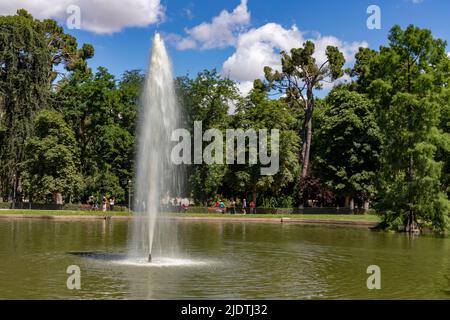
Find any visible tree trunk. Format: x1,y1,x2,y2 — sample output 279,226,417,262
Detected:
301,110,312,179
298,87,315,208
344,196,354,210
301,91,314,179
406,209,419,233
406,153,419,233
53,192,63,205
363,200,370,211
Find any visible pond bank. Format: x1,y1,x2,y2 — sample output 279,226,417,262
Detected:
0,210,380,227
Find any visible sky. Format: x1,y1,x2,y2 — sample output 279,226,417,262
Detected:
1,0,449,94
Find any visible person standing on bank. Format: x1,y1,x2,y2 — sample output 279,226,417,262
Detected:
250,200,255,214
231,198,236,214
109,197,115,211
242,198,247,214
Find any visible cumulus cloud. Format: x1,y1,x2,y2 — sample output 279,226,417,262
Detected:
171,1,367,95
222,23,368,95
174,0,250,50
222,23,303,92
0,0,164,34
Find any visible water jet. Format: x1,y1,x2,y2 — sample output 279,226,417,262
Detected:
128,32,182,262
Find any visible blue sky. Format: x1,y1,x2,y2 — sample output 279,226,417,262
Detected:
2,0,449,92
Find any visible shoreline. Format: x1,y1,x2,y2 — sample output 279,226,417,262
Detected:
0,211,379,227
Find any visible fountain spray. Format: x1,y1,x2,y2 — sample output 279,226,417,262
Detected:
129,33,181,263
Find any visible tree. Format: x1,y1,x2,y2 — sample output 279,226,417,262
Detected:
0,9,93,201
438,86,450,198
21,110,82,203
314,87,382,209
176,70,238,204
352,25,450,232
56,68,136,203
225,80,300,205
0,11,51,201
264,41,345,205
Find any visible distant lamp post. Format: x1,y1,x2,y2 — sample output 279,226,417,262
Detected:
12,174,16,209
128,179,132,213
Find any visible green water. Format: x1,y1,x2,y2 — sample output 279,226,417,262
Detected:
0,219,449,299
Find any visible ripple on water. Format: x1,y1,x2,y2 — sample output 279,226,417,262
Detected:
68,252,209,268
113,257,208,268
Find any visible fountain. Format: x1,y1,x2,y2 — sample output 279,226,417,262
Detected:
129,33,182,263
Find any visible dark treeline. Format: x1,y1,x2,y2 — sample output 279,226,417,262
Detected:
1,11,449,232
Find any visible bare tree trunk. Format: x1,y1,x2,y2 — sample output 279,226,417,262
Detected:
301,111,312,179
301,89,314,179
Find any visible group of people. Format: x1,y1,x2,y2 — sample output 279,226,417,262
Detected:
213,197,256,214
162,196,191,212
87,195,115,212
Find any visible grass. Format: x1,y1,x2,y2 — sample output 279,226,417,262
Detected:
169,213,381,222
0,209,381,222
0,209,131,216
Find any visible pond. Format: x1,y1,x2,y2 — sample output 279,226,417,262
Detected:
0,219,449,299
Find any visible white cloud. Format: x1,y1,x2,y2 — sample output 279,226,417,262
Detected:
175,0,250,50
172,2,367,95
0,0,164,34
222,23,368,95
222,23,303,93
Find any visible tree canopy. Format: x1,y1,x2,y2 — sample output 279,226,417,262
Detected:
0,13,449,232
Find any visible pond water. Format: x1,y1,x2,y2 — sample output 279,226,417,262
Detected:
0,219,449,299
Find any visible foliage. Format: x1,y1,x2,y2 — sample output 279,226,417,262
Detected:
224,80,300,203
0,9,92,201
177,70,239,203
1,12,449,232
21,110,82,203
314,87,382,204
56,68,137,203
261,195,294,208
352,25,450,231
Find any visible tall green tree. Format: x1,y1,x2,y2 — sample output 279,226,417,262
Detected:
264,41,345,181
438,86,450,197
314,87,382,209
225,80,300,205
176,70,238,204
56,68,135,202
0,11,51,201
352,25,450,232
0,10,92,201
21,110,82,203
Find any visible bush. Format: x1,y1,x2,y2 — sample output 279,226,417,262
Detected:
261,196,294,208
261,197,277,208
